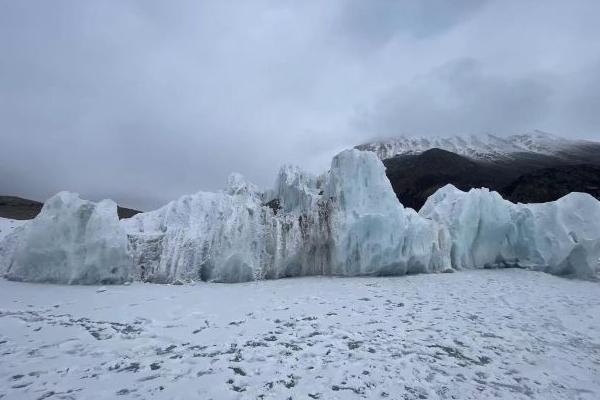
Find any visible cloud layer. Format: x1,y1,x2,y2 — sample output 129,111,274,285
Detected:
1,0,599,209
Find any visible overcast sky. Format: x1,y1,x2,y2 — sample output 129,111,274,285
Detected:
1,0,599,209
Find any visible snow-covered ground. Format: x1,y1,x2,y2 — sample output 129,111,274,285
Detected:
1,269,599,400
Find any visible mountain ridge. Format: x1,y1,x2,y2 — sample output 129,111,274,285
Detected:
357,131,600,209
382,148,600,210
356,130,600,163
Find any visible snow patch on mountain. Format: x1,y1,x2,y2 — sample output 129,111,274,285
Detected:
355,130,578,161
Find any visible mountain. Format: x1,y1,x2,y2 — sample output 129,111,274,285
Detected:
503,164,600,204
356,130,600,163
0,196,43,220
0,195,141,220
382,149,508,210
358,132,600,209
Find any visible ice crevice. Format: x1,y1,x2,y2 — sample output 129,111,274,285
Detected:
1,149,599,284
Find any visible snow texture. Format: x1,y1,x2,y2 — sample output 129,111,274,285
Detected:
1,149,600,284
0,217,26,242
4,192,131,284
1,270,599,399
356,130,577,161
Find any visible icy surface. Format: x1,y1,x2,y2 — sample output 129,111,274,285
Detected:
0,270,599,399
325,150,448,276
4,192,131,284
2,149,600,284
0,218,27,275
121,170,325,283
265,164,322,214
123,150,449,283
356,131,577,161
123,149,600,282
420,185,600,277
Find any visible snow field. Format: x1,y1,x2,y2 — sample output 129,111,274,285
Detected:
1,269,599,399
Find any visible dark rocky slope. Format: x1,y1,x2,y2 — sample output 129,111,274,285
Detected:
383,148,600,210
503,164,600,203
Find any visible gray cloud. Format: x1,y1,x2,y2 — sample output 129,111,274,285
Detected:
0,0,599,209
357,58,555,137
336,0,488,46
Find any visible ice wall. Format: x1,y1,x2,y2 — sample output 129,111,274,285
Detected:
0,219,27,276
122,169,330,283
522,193,600,277
122,150,450,283
123,183,273,283
4,192,131,284
1,150,599,285
122,150,449,283
325,150,449,275
420,185,600,277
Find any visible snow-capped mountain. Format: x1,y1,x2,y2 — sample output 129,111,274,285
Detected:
355,130,589,161
356,131,600,210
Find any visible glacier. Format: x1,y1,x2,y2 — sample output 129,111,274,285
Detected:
1,149,599,284
122,150,447,283
3,192,131,284
324,150,448,276
0,218,27,276
420,185,600,277
122,165,330,283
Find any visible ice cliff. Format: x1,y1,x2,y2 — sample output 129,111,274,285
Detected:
420,185,600,277
122,150,447,283
3,192,131,284
1,150,599,284
324,150,448,276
